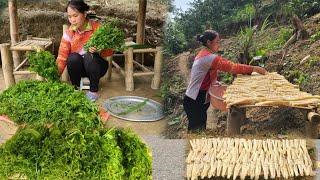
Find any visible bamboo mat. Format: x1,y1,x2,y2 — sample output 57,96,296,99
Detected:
223,72,320,109
186,138,314,180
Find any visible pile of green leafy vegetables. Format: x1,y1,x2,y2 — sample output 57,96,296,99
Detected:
28,50,59,82
84,22,125,52
0,81,152,179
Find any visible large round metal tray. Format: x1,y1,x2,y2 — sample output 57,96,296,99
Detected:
103,96,165,122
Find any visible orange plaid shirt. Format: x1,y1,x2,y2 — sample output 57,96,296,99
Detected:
56,20,112,74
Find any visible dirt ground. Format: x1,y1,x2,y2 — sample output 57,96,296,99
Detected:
0,67,168,144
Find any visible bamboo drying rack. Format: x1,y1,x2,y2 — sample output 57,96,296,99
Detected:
222,72,320,137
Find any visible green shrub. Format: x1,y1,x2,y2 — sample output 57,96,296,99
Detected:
310,30,320,42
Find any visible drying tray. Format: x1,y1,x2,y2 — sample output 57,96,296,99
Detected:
103,96,164,122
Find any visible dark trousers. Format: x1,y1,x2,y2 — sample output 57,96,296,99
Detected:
67,52,108,92
183,90,210,131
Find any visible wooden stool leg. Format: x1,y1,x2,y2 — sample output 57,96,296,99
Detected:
125,48,134,91
107,56,112,80
0,43,16,88
305,111,320,138
227,107,246,136
151,46,163,89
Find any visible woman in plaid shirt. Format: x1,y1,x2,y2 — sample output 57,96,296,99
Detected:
184,30,267,131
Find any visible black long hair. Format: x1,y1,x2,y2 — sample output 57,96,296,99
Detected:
66,0,89,14
66,0,99,19
196,30,219,47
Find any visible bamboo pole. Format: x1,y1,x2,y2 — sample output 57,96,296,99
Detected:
10,46,45,51
0,43,16,88
125,48,134,91
136,0,147,44
151,46,163,89
305,111,320,138
105,56,112,80
307,112,320,123
133,72,154,77
60,25,69,82
133,60,151,72
112,61,125,76
13,71,36,75
13,57,28,72
8,0,20,68
133,48,158,53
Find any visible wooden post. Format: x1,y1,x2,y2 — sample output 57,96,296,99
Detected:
136,0,147,44
106,56,112,80
151,46,163,89
125,48,134,91
0,43,16,88
8,0,20,68
136,0,147,64
227,107,246,136
305,111,320,138
60,24,69,82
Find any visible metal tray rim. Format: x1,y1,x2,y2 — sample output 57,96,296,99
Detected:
103,96,165,122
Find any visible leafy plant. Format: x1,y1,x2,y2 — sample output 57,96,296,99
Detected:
163,21,187,55
260,15,271,33
0,81,152,179
307,56,320,67
0,81,100,129
117,99,149,116
235,3,256,27
219,72,233,84
286,70,309,86
84,22,125,52
28,50,59,81
310,30,320,42
266,27,293,50
115,129,152,180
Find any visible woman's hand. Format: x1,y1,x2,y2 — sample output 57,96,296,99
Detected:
88,47,97,53
253,66,268,75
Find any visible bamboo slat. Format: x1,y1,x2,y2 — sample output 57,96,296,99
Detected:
186,138,314,180
224,72,320,109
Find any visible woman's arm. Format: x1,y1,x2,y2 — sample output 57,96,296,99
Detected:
213,56,267,75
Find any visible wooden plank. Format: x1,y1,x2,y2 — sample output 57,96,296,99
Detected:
133,48,157,53
227,107,245,135
13,71,36,75
30,37,52,41
133,72,154,77
238,104,313,110
10,45,44,51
